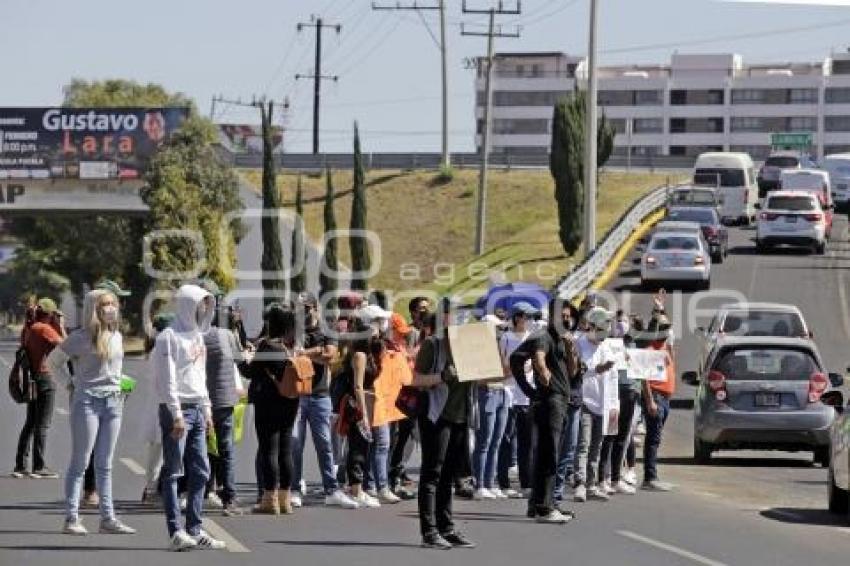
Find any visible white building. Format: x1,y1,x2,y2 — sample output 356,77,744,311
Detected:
475,51,850,160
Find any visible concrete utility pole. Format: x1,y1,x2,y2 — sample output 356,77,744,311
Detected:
372,1,451,168
296,16,341,155
461,1,521,256
584,0,600,256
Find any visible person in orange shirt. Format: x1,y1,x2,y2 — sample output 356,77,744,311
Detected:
640,314,675,492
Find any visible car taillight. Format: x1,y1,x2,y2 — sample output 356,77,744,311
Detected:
760,212,779,221
808,372,828,403
804,213,822,222
708,370,727,401
646,256,657,269
694,256,704,265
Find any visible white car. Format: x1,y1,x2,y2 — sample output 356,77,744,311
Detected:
641,231,711,290
822,388,850,520
823,153,850,209
756,191,827,254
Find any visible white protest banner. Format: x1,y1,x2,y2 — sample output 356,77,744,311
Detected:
628,349,668,381
602,338,629,372
448,322,504,382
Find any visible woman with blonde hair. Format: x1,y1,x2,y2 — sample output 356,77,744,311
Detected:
47,289,136,536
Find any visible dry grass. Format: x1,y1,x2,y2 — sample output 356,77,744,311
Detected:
239,168,684,300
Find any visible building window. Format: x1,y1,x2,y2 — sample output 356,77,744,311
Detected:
633,118,663,133
788,116,816,132
789,88,818,104
731,89,764,104
670,118,685,133
608,118,627,134
731,116,763,132
492,118,550,135
669,89,724,105
670,118,723,133
515,64,525,76
826,88,850,104
531,64,542,77
488,90,568,106
635,90,663,106
670,90,687,105
826,116,850,132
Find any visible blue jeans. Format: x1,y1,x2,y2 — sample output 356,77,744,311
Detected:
364,424,390,491
292,395,338,494
159,405,210,537
642,392,670,482
473,388,510,490
65,393,123,522
209,407,236,504
554,404,582,497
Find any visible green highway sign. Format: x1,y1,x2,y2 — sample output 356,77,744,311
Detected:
770,132,813,148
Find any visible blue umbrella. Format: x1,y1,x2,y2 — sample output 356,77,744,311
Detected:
474,282,551,317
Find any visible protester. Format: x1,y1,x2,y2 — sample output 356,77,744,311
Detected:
153,284,225,551
510,298,578,524
47,289,136,535
497,302,536,498
141,311,175,504
250,304,301,515
551,305,583,502
13,298,66,479
413,310,477,549
641,314,675,492
290,292,358,510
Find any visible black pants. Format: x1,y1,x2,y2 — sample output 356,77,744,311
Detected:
606,387,639,483
84,456,96,492
531,393,569,516
418,416,466,537
255,399,299,491
498,405,534,490
15,375,55,472
389,418,415,487
453,425,473,483
346,420,371,486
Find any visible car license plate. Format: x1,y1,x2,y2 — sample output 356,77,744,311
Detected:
784,215,797,223
755,392,780,407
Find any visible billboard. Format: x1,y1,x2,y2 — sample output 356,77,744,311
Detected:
218,123,284,154
0,107,189,181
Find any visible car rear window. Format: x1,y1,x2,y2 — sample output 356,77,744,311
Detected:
765,156,799,168
667,208,716,224
694,168,746,187
713,348,818,381
651,236,700,250
721,311,806,337
766,196,815,211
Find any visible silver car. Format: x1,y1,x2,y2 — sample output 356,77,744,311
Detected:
684,336,843,465
822,387,850,520
640,231,711,290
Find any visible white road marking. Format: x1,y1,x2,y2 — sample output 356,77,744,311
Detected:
617,530,728,566
55,407,69,416
203,518,250,553
747,255,760,299
119,457,146,476
837,271,850,340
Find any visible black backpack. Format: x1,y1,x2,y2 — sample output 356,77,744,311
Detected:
8,346,36,404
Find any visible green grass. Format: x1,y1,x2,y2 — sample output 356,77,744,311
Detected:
239,168,684,305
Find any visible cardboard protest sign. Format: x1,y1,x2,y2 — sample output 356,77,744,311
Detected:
448,322,504,382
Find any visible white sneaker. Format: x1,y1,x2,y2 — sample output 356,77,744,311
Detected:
169,530,197,552
179,496,187,511
325,489,358,509
508,465,519,478
615,480,637,495
573,485,587,502
290,492,303,508
623,468,638,486
191,529,226,550
205,493,224,509
588,485,610,501
299,479,307,495
490,488,509,499
602,480,616,496
503,488,523,499
473,488,496,500
63,518,88,536
377,487,401,504
354,491,381,509
535,509,573,524
99,518,137,534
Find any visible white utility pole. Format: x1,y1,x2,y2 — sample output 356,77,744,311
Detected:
583,0,600,256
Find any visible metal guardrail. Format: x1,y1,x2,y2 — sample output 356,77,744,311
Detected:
555,184,672,300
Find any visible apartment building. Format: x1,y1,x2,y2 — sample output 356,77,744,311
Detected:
475,51,850,160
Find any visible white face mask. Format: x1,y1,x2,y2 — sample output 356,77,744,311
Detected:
379,318,390,334
101,306,118,324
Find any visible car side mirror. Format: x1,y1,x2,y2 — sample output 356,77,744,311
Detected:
829,372,845,388
682,371,699,385
821,390,844,412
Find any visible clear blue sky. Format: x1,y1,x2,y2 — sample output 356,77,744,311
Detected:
2,0,849,152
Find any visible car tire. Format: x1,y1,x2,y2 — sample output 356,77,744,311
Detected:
701,278,711,291
694,437,712,464
815,446,831,468
828,466,849,515
640,279,653,292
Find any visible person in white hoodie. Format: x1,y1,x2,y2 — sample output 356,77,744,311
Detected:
153,284,226,552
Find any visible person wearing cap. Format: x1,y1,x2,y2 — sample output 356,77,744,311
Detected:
640,315,676,492
13,297,66,479
496,302,538,499
573,306,619,503
290,292,358,510
96,279,131,299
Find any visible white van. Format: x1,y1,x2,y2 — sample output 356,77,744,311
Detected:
822,153,850,209
780,169,832,209
693,152,759,225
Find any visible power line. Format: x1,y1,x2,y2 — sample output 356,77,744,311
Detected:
295,15,342,154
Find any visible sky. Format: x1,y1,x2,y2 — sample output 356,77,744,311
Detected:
2,0,850,152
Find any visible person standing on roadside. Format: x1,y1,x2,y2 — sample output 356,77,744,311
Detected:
511,298,580,524
641,315,676,492
154,284,226,552
13,298,66,479
48,290,136,536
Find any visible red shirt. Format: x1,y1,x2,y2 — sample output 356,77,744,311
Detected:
24,322,63,375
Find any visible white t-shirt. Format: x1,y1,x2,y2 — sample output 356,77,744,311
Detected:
499,329,533,406
577,334,618,416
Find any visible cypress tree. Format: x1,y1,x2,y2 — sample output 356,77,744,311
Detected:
260,101,285,306
349,121,370,291
290,175,306,294
320,168,339,303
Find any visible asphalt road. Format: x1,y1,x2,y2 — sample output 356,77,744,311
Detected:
1,219,850,565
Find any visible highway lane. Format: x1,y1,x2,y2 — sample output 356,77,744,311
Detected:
2,221,850,564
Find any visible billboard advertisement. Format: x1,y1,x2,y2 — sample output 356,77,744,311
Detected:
218,123,284,154
0,107,189,181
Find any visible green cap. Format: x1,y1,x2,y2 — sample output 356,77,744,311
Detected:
96,279,131,297
37,298,59,314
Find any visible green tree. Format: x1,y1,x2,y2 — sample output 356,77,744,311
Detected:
289,175,306,294
320,168,339,303
349,122,370,291
260,101,285,306
549,91,616,255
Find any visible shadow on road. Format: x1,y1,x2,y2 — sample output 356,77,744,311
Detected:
760,507,850,528
267,539,421,549
665,456,813,468
0,545,160,551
